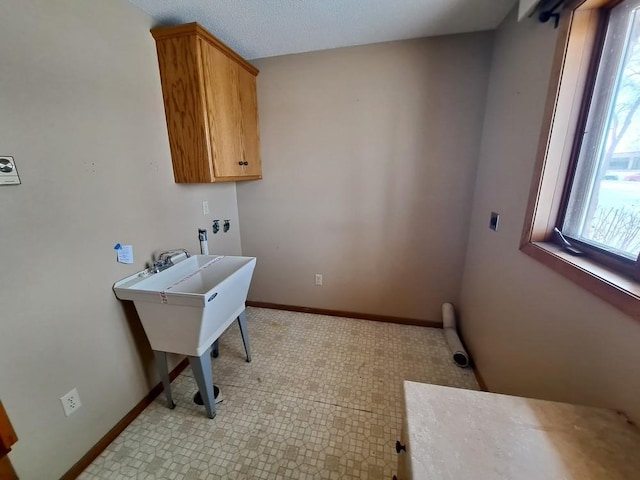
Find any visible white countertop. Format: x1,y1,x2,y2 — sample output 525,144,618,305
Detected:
402,381,640,480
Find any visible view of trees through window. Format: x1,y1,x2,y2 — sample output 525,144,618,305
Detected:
564,0,640,260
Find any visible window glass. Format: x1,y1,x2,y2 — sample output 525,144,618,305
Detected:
563,0,640,260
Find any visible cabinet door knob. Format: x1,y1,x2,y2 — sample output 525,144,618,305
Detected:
243,161,249,166
238,161,243,166
395,440,406,453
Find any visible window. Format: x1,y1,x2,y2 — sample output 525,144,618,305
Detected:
562,0,640,262
522,0,640,317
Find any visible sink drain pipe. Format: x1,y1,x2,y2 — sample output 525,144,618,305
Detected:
442,303,470,368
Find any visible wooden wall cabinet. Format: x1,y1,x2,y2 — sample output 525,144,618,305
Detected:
151,23,262,183
0,402,18,480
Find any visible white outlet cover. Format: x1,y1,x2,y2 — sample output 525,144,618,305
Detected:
60,387,82,417
202,200,210,215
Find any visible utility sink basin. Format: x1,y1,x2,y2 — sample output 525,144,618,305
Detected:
114,254,256,419
114,254,256,356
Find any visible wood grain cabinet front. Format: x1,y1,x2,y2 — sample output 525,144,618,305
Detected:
151,23,262,183
0,402,18,480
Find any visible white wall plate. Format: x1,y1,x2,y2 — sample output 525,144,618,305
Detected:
0,156,21,185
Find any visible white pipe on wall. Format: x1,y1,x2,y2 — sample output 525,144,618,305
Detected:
199,229,209,255
442,303,470,368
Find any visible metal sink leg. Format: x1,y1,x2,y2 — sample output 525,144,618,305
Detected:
153,350,175,409
238,310,252,362
188,349,216,419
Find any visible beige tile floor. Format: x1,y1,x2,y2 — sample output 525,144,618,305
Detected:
80,307,478,479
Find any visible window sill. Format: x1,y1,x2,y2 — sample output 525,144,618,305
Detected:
520,241,640,317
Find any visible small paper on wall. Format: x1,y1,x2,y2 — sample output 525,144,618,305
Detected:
114,243,134,264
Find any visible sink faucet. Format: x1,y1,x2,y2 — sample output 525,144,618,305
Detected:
152,249,191,273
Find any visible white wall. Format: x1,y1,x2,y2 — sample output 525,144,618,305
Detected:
237,34,494,323
459,9,640,423
0,1,242,477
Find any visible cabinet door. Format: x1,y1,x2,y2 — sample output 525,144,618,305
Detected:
237,66,262,177
199,39,244,178
0,402,18,480
156,35,213,182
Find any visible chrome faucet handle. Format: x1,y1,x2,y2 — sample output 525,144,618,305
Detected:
152,250,191,273
157,252,174,264
161,256,174,267
151,259,166,274
157,249,190,263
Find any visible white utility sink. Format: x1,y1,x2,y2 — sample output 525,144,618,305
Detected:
113,254,256,418
114,254,255,356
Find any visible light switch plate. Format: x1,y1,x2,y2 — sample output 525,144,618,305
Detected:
490,212,500,231
0,156,21,185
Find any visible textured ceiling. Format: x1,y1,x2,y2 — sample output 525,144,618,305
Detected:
128,0,517,60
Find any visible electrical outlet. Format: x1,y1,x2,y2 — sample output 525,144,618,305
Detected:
202,200,209,215
315,274,323,286
60,388,82,417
